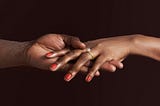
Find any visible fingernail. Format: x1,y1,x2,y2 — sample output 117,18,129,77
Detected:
86,75,92,82
46,52,55,57
64,73,72,81
50,63,58,71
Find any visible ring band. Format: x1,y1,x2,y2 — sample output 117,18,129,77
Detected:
86,48,94,60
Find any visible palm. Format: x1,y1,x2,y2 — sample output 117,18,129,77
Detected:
26,34,66,70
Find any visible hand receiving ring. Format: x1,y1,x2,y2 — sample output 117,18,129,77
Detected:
86,48,95,60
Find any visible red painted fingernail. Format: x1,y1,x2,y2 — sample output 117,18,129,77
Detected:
64,73,72,81
86,76,92,82
50,63,58,70
46,52,54,57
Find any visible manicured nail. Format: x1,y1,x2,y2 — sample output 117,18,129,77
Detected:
86,75,92,82
50,63,58,71
64,73,72,81
46,52,55,58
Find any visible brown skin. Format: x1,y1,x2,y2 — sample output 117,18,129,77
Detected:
0,34,85,69
0,34,121,75
25,34,86,70
55,34,160,82
3,33,159,83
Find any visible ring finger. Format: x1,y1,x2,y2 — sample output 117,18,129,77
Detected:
85,55,112,82
64,47,99,82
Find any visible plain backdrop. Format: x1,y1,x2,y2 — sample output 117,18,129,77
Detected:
0,0,160,106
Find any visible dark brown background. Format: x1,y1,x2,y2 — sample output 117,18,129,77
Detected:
0,0,160,106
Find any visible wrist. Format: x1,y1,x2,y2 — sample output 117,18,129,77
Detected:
128,34,160,61
19,41,34,67
11,41,28,67
128,34,146,55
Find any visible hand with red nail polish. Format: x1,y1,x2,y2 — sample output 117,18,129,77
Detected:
64,34,160,82
63,36,131,82
24,34,86,70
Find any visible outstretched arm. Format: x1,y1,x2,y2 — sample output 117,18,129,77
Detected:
55,34,160,82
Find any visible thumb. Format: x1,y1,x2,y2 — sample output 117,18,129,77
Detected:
62,35,86,49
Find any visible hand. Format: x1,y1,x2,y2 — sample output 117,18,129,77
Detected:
61,35,133,82
26,33,117,76
25,34,86,70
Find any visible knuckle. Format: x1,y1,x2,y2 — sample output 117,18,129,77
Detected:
105,57,113,61
47,34,60,38
62,55,72,62
72,64,81,72
96,43,103,47
72,36,79,40
71,63,85,73
81,53,90,59
68,50,81,56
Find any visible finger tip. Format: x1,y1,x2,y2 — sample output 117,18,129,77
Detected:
78,43,86,49
119,63,124,69
82,43,86,48
85,75,92,82
64,73,72,82
95,71,100,76
49,67,56,72
46,52,56,58
111,66,116,72
49,63,59,71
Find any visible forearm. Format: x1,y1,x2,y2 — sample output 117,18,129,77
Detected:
130,34,160,61
0,39,29,68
